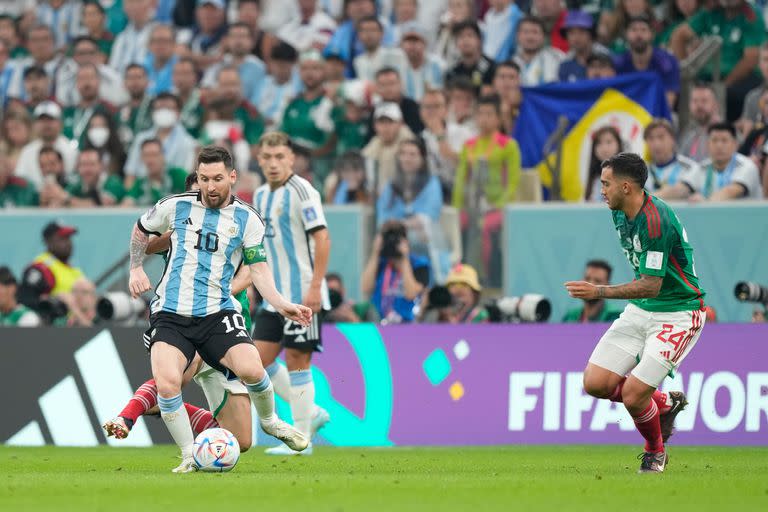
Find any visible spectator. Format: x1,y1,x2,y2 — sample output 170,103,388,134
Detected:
585,126,623,202
513,16,565,86
562,260,622,323
644,118,699,193
201,22,267,103
144,24,179,96
64,148,125,207
15,101,78,190
237,0,278,62
444,263,490,323
453,95,520,282
0,39,16,108
739,88,768,167
446,21,496,90
82,111,127,178
363,102,414,193
7,25,61,100
361,220,431,324
55,36,128,108
17,221,85,313
492,60,523,134
323,0,393,78
291,145,319,193
0,109,32,170
36,0,81,51
435,0,476,67
325,272,379,323
447,75,478,131
60,277,98,327
0,14,26,59
532,0,569,53
124,92,197,187
419,88,473,198
671,0,766,122
391,0,419,45
353,16,408,82
377,138,443,226
656,0,700,48
558,10,604,83
277,0,338,53
598,0,658,53
679,83,721,163
252,42,301,128
122,138,187,206
585,51,616,79
659,122,763,200
483,0,524,62
330,79,371,156
109,0,156,75
0,154,37,207
201,66,264,147
281,50,336,159
19,66,51,114
399,21,445,101
37,147,69,207
326,150,372,205
172,57,204,138
614,14,680,109
61,64,116,146
117,64,153,147
81,0,115,57
738,42,768,136
370,67,424,136
0,267,41,327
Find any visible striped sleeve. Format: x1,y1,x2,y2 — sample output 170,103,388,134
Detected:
289,178,327,233
638,199,670,277
137,194,183,235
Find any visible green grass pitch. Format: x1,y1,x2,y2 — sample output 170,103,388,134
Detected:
1,446,766,511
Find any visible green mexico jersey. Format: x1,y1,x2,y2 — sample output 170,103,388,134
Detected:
126,167,187,206
281,95,330,150
612,193,705,312
234,290,252,331
562,304,622,323
0,305,39,326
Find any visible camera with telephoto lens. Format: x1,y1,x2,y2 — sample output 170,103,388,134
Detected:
36,297,69,324
97,292,148,321
486,295,552,323
380,223,407,260
734,282,768,305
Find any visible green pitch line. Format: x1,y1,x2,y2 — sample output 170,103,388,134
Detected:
1,446,766,512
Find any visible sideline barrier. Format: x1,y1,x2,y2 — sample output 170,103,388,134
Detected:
3,323,766,447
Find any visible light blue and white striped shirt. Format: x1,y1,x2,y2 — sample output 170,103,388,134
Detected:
139,192,266,317
402,54,446,101
251,70,303,126
109,22,156,75
37,1,81,49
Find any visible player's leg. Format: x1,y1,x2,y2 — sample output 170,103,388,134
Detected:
214,394,253,453
252,308,290,400
191,363,252,451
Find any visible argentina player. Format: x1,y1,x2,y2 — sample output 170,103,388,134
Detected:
129,146,311,472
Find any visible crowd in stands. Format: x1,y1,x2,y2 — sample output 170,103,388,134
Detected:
1,0,768,326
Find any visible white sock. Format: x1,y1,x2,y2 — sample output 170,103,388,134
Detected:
289,369,315,438
157,394,194,458
266,361,291,401
245,374,276,424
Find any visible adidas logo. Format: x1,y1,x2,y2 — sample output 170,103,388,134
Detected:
5,330,153,447
184,218,193,225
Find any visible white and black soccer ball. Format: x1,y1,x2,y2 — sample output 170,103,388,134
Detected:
193,427,240,472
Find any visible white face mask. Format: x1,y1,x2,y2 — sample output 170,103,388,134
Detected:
87,126,110,147
205,120,231,141
152,108,178,128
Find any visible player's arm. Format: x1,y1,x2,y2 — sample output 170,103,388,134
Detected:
231,265,252,295
565,274,663,300
130,201,172,297
305,227,330,312
248,261,311,326
145,231,172,254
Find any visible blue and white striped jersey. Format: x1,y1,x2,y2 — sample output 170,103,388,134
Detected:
253,175,330,310
138,192,267,317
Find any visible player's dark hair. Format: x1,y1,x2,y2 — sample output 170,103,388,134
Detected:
707,121,736,138
586,259,613,281
477,94,501,115
0,266,17,287
152,92,182,111
601,152,648,188
185,172,198,191
197,145,234,171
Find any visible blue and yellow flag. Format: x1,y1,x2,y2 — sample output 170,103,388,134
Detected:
514,72,671,202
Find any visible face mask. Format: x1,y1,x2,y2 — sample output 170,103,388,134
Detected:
87,126,110,147
152,108,178,128
205,120,231,141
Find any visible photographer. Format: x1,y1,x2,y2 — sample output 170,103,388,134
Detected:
361,220,431,324
325,273,379,323
420,264,489,324
0,267,41,327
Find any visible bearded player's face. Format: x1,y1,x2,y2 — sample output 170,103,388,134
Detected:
600,166,624,210
197,162,235,209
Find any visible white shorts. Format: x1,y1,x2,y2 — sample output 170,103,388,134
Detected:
192,362,248,417
589,303,706,387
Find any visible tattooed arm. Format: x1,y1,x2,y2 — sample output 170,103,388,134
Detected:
565,275,663,300
128,223,152,298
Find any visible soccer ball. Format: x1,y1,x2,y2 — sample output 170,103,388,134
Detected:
193,428,240,472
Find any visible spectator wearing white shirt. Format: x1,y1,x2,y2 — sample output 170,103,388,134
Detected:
642,119,700,193
0,39,16,108
658,123,763,201
201,22,267,103
252,42,302,127
178,0,229,72
109,0,156,75
124,93,197,187
354,16,408,82
390,0,419,45
7,25,61,101
482,0,524,62
399,22,445,101
55,36,128,108
277,0,337,53
512,16,565,86
144,24,179,96
36,0,82,51
15,101,78,190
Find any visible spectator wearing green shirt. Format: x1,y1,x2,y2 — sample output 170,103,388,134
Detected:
173,57,204,139
64,148,125,207
20,65,52,116
116,64,153,148
444,264,489,323
671,0,766,121
81,1,115,58
122,138,187,207
0,266,41,327
0,15,28,59
60,64,116,146
562,260,622,323
199,66,265,147
0,155,38,208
